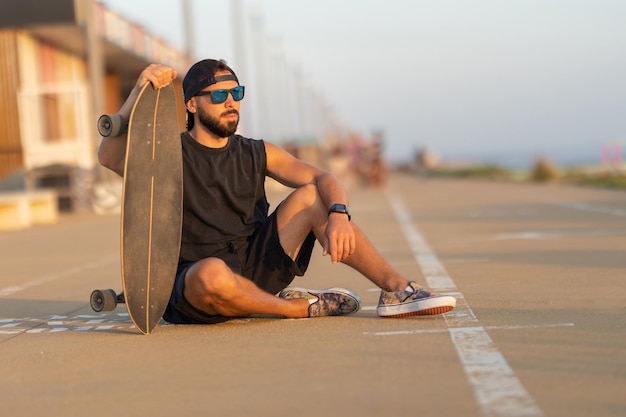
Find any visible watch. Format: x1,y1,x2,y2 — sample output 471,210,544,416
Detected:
328,203,351,221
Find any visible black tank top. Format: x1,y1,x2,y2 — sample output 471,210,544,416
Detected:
178,132,269,264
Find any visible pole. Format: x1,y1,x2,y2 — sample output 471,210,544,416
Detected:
182,0,196,60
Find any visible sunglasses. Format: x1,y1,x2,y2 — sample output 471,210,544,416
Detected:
195,86,245,104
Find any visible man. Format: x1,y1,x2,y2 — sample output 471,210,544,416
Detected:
98,59,456,324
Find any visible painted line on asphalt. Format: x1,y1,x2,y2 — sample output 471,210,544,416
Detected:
364,322,574,336
494,229,626,240
387,196,544,417
0,313,134,335
0,257,117,297
553,201,626,217
443,257,491,264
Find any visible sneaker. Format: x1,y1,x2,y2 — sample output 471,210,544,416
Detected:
279,287,361,317
377,281,456,318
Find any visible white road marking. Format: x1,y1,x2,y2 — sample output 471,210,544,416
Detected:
364,322,574,336
450,326,543,417
553,201,626,217
388,197,544,417
495,229,626,240
440,292,478,326
0,257,117,297
443,257,491,264
468,208,537,218
0,312,136,334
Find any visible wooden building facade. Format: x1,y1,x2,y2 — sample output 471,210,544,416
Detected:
0,0,189,210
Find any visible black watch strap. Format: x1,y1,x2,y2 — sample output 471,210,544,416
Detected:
328,203,351,221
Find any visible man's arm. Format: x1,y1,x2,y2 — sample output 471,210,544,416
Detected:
98,64,177,176
265,141,349,207
265,141,355,263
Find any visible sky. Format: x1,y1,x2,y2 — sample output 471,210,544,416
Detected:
102,0,626,168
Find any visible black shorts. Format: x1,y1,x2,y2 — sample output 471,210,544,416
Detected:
162,209,316,324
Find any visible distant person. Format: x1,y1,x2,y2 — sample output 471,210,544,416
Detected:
97,59,456,324
365,137,387,187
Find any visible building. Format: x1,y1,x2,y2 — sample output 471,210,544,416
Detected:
0,0,190,211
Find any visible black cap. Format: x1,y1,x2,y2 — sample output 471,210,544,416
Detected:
183,59,239,103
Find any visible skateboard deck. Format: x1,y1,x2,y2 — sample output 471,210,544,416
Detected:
120,82,182,334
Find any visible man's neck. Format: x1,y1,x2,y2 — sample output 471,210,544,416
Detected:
189,127,229,148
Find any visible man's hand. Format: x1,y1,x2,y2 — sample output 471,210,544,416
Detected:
136,64,177,90
323,213,356,264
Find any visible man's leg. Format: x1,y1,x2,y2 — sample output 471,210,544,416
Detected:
183,257,310,318
183,257,360,319
275,183,456,317
276,183,410,292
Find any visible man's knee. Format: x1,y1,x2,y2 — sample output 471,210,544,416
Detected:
185,258,237,301
291,183,324,213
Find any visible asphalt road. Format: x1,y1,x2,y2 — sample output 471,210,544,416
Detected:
1,173,625,417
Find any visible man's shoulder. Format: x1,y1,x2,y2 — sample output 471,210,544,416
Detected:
232,134,263,143
231,134,265,150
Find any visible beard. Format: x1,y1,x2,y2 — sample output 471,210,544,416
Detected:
197,107,239,138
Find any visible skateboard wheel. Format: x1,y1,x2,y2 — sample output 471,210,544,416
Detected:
90,289,118,312
97,114,126,137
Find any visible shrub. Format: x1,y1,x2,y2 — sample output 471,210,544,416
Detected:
530,157,560,182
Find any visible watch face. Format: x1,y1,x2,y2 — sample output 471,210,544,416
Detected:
329,204,351,220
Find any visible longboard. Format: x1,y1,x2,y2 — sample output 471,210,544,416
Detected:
90,82,182,335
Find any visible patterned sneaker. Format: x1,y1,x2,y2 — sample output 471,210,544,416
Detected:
279,287,361,317
377,281,456,318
